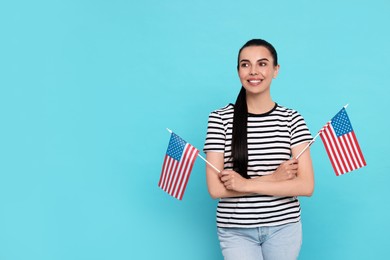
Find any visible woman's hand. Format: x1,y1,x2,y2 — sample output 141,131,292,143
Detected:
219,170,249,193
219,159,298,192
272,159,299,181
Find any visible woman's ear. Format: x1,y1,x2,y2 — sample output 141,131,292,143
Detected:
273,64,280,79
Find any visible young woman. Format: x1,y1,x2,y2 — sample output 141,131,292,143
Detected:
204,39,314,260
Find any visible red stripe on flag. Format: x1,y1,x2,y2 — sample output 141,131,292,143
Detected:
161,157,175,191
178,148,199,200
343,133,358,170
177,151,197,200
158,155,169,187
351,131,367,167
320,126,340,175
168,157,181,195
160,156,171,190
345,133,361,168
175,146,199,200
339,135,353,172
169,160,184,196
166,159,179,194
324,126,345,175
331,129,350,174
171,145,192,198
172,145,198,200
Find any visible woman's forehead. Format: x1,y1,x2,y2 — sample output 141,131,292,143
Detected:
239,46,273,60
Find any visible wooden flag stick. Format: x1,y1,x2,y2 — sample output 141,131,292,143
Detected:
198,153,221,174
166,128,221,174
295,132,320,159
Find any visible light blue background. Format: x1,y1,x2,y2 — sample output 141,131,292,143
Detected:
1,1,389,259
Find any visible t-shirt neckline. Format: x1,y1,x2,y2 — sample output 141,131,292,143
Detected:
229,102,278,117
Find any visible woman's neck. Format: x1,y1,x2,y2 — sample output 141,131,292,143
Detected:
246,94,275,114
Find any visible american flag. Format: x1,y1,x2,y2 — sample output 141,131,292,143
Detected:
319,108,366,176
158,132,199,200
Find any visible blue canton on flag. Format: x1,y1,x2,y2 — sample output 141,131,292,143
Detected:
331,108,353,137
166,133,186,161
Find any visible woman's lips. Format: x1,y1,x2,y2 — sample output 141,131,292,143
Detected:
247,79,263,85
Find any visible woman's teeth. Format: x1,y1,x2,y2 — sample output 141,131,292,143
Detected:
249,80,262,83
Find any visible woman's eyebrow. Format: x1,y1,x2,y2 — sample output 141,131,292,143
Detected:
239,58,270,63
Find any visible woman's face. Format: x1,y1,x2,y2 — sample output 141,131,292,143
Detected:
238,46,280,97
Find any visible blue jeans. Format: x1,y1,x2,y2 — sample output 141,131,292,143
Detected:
217,221,302,260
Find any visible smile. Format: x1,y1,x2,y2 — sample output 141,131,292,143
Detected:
247,79,263,85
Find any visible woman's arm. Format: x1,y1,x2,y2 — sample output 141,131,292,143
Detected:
205,152,249,199
205,148,305,199
220,142,314,197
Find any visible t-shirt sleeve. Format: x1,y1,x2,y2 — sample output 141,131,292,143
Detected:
203,111,226,153
290,110,312,147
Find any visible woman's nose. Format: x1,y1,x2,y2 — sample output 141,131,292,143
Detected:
249,65,259,76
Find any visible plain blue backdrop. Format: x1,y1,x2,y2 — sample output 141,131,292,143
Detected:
1,0,389,259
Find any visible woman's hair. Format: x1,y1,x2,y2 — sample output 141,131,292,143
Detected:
232,39,278,178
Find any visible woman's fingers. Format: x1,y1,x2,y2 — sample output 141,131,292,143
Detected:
220,171,238,190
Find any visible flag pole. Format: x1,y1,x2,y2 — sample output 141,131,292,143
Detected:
295,103,349,159
198,154,221,173
166,128,221,174
295,132,320,159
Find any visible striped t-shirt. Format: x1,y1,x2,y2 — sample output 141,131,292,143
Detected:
204,103,312,228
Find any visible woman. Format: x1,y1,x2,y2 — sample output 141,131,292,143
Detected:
204,39,314,260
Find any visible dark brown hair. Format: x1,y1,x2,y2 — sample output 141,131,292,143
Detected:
232,39,278,178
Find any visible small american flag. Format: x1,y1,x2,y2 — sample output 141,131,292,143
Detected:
319,107,366,176
158,132,199,200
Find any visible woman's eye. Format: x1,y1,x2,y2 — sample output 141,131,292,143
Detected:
259,62,267,67
240,63,249,68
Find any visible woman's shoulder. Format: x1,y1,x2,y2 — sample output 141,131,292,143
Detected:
275,104,300,115
209,103,234,115
275,104,310,125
